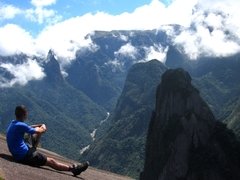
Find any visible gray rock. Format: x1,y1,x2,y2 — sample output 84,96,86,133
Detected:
141,68,240,180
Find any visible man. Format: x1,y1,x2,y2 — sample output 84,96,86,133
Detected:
6,105,89,176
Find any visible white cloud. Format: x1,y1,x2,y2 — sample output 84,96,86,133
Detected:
0,0,206,60
0,1,61,25
0,0,240,63
0,4,22,19
114,43,138,59
25,7,61,24
0,0,240,88
144,45,168,62
0,24,36,56
175,26,240,59
31,0,57,7
119,34,128,42
0,58,45,87
35,19,98,62
173,0,240,59
104,59,124,72
26,0,61,25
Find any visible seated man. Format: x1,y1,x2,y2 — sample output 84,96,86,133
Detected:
6,105,89,176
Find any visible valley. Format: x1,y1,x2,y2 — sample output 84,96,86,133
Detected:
1,28,240,179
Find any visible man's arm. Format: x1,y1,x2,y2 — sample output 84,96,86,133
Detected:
31,124,44,128
34,124,47,134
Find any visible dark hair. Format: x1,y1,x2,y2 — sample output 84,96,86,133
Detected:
15,105,27,120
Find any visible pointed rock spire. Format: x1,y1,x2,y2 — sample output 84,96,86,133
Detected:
141,68,240,180
44,49,63,84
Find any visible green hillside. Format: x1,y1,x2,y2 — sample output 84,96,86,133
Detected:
0,81,105,160
82,60,167,178
225,98,240,137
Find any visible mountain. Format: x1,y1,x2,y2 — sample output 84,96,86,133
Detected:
0,52,106,160
43,49,64,84
66,51,123,111
140,69,240,180
84,33,239,122
0,27,177,170
82,60,167,177
1,27,240,178
79,43,240,178
225,98,240,136
80,50,240,178
65,28,173,110
165,47,240,119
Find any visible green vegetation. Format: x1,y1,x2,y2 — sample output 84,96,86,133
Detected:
1,31,240,178
0,80,105,160
225,98,240,138
82,60,167,178
83,56,240,178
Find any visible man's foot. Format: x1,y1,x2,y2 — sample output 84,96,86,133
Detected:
71,161,89,176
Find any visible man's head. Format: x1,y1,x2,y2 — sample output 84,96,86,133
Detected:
15,105,28,121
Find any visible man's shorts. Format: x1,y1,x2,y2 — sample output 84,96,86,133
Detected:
19,147,47,167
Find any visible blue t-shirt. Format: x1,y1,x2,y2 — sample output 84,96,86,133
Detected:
6,120,36,161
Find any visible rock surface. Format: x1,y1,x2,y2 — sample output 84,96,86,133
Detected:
0,135,133,180
141,68,240,180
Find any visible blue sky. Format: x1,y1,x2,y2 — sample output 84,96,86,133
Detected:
2,0,156,15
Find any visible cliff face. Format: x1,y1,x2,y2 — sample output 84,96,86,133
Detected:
82,60,167,178
141,69,240,180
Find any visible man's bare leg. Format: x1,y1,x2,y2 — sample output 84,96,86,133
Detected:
45,157,71,171
45,157,89,176
31,134,41,148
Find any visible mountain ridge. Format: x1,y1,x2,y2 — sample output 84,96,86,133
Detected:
1,28,240,178
82,60,167,178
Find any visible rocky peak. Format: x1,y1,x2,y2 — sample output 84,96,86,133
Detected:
114,60,167,118
47,49,57,61
155,68,214,126
43,49,63,84
141,68,240,180
160,68,193,93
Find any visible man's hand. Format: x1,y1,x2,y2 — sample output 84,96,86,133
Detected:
35,124,47,134
41,124,47,131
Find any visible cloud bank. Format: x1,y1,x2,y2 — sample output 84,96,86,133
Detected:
0,0,196,60
31,0,56,7
144,45,169,63
1,0,240,60
0,4,22,19
0,58,45,87
173,0,240,59
0,24,35,56
115,43,138,59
